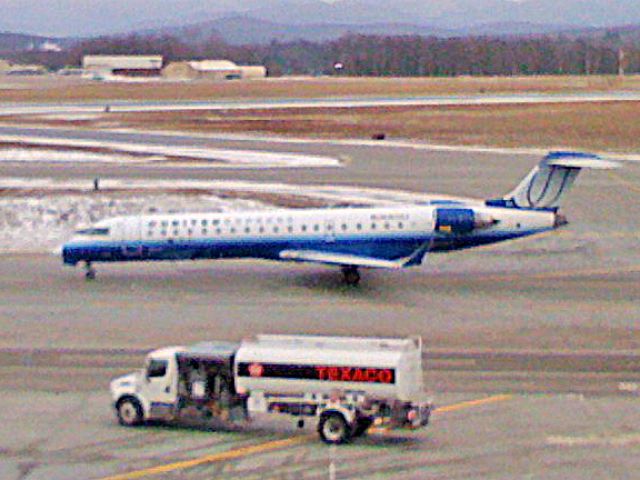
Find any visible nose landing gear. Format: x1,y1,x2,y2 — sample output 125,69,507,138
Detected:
341,266,360,286
84,262,96,280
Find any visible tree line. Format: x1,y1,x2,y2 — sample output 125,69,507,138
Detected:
10,30,640,76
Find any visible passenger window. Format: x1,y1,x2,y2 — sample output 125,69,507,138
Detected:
201,219,208,226
230,227,236,234
161,230,167,236
172,220,179,227
215,228,221,234
371,223,377,229
201,229,207,235
245,227,250,234
313,225,319,232
259,226,265,233
161,221,168,227
357,223,362,230
301,225,307,232
384,223,390,229
341,224,348,231
273,226,279,233
148,221,157,228
287,226,293,233
191,219,197,226
147,359,167,378
212,219,220,226
398,222,404,229
75,227,110,236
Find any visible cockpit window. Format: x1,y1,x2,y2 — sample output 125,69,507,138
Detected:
75,228,110,236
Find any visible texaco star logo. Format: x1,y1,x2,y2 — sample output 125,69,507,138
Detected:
248,363,264,377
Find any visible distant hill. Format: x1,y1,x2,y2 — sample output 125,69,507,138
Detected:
0,32,68,53
160,17,640,46
559,24,640,43
3,0,640,38
166,16,451,45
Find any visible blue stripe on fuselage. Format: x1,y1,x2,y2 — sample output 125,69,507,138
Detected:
61,229,550,266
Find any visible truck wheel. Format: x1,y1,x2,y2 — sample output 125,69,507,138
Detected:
352,417,373,437
318,412,351,444
117,397,143,426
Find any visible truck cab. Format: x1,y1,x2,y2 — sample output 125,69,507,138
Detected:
110,343,247,427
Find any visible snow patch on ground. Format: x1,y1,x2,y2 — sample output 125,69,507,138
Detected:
36,113,104,121
0,134,341,168
0,192,269,253
0,148,160,164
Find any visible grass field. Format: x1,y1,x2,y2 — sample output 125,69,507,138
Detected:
2,74,640,103
27,101,637,152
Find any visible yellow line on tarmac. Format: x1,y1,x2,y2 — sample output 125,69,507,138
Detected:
434,394,513,414
99,395,512,480
99,436,310,480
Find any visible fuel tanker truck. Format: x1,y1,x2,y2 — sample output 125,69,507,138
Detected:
110,335,432,444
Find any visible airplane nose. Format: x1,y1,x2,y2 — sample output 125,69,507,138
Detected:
59,244,79,265
554,213,569,228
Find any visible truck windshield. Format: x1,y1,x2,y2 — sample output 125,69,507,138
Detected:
147,359,168,378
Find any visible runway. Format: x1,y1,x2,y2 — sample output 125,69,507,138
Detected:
0,120,639,478
2,91,640,117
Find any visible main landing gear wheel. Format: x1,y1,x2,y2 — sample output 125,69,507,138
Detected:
84,262,96,280
318,412,352,444
341,266,360,286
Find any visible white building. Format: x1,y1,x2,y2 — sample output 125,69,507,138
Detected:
82,55,163,78
163,60,267,81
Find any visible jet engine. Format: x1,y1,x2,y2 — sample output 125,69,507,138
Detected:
435,208,497,235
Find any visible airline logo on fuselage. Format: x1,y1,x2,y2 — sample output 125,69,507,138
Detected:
238,363,395,384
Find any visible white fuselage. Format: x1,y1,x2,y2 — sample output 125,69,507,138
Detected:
62,201,556,268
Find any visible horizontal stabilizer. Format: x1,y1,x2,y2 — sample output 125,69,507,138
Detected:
545,152,620,170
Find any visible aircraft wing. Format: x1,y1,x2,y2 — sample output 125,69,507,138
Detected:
279,249,407,269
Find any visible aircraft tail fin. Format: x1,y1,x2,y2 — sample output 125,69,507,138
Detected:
487,151,620,211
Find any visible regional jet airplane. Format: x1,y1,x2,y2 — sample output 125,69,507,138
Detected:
62,152,618,285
